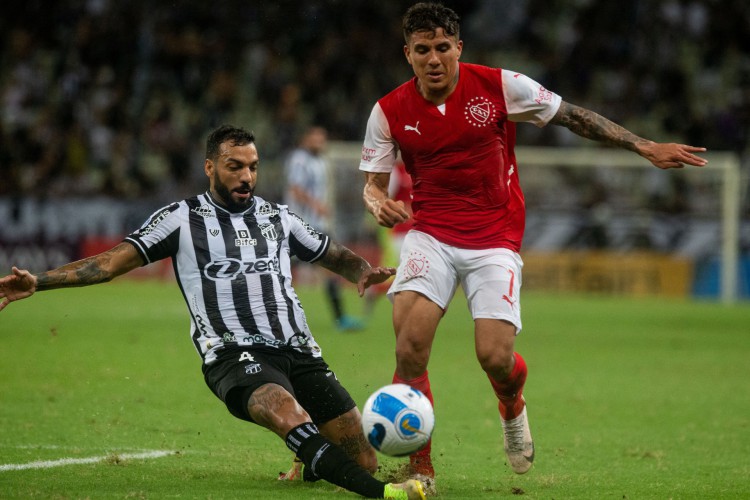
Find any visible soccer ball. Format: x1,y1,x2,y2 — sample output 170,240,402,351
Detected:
361,383,435,456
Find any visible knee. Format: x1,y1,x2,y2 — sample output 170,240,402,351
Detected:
395,339,430,375
477,348,515,380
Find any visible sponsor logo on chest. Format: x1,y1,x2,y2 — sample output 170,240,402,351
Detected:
235,229,257,247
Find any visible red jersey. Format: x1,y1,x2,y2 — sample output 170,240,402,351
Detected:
360,63,561,251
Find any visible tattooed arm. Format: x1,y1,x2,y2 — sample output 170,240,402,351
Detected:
550,101,708,169
0,242,144,311
317,241,396,297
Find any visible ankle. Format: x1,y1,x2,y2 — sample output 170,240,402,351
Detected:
498,395,525,420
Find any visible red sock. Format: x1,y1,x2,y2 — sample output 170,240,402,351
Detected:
488,352,527,420
393,371,434,472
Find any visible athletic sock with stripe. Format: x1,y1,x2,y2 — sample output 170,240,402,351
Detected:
285,422,385,498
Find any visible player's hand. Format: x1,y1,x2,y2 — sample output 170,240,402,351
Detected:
375,199,410,228
638,142,708,169
0,266,37,312
357,266,397,297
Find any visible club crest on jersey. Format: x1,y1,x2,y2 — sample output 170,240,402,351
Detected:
464,96,497,128
260,222,281,241
404,251,430,280
235,229,258,246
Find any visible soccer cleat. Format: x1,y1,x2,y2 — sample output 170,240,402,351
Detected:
384,479,426,500
387,459,436,496
410,473,436,496
408,455,435,495
277,456,303,481
500,399,534,474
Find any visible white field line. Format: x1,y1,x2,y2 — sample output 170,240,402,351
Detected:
0,450,175,471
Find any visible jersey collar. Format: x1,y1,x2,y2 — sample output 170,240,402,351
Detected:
204,190,256,215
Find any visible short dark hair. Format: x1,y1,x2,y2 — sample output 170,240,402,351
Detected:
206,125,255,160
402,2,460,42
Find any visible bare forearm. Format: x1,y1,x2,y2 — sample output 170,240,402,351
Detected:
363,171,410,228
36,242,143,291
550,101,708,169
36,255,116,290
363,179,387,218
551,101,650,153
318,242,371,284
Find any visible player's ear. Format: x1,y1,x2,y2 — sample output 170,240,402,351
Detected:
456,39,463,59
403,44,412,65
204,159,214,178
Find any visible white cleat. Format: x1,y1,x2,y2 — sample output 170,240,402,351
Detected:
501,401,534,474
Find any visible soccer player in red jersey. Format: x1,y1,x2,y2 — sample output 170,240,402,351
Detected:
360,2,707,492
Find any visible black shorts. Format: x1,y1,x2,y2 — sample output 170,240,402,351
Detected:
202,346,356,425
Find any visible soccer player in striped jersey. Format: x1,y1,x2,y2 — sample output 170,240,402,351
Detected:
0,125,426,500
360,2,708,493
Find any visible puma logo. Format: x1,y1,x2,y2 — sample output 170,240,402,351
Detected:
502,268,517,307
404,121,421,135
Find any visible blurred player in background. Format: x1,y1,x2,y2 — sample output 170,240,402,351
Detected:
0,125,426,500
360,2,707,493
285,125,365,331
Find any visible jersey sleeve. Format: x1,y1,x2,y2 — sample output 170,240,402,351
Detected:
359,102,398,174
501,69,562,127
287,211,330,263
124,203,181,264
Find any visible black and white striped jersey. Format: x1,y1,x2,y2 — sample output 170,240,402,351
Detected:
124,192,330,365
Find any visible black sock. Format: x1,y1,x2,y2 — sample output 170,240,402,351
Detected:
285,423,385,498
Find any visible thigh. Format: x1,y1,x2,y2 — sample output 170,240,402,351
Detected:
392,290,444,377
387,230,459,310
290,354,357,426
203,347,294,422
459,248,523,333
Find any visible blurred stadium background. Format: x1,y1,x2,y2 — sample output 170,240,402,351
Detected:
1,0,749,300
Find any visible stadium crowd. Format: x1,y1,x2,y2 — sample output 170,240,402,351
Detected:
1,0,748,217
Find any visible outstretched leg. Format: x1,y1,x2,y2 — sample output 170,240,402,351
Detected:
247,383,425,498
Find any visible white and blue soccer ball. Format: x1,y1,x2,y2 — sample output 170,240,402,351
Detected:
361,383,435,457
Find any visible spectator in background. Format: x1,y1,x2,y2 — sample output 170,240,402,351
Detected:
284,126,365,331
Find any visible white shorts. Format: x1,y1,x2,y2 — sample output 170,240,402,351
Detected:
387,231,524,333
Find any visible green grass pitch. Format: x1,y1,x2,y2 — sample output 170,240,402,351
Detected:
1,279,749,498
